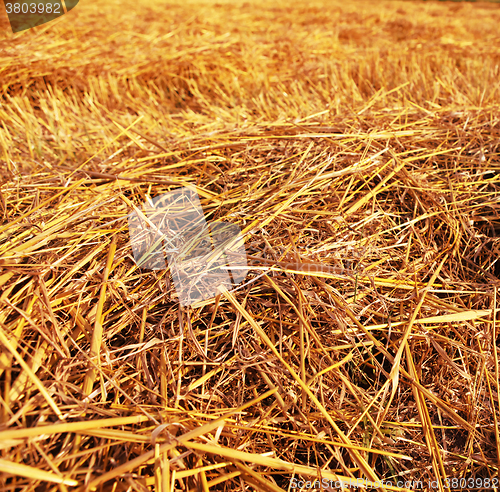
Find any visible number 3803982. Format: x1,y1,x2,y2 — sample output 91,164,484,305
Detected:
5,3,62,14
3,0,78,32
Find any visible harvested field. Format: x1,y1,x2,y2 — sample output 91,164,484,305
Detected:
1,0,500,490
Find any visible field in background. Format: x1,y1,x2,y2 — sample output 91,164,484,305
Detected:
1,0,500,489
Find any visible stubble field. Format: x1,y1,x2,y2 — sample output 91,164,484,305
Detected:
1,0,500,490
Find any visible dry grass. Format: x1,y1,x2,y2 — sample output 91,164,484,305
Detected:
1,0,500,490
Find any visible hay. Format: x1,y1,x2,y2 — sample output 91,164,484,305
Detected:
1,0,500,489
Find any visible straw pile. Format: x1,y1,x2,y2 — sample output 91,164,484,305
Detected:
1,0,500,489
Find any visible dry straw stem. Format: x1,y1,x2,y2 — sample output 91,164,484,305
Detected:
0,458,77,486
1,0,500,489
81,236,117,398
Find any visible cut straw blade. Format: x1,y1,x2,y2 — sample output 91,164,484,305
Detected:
219,286,384,488
82,237,117,398
0,415,151,441
183,442,411,492
415,309,492,324
86,388,277,490
0,458,78,486
0,179,86,237
0,322,63,419
386,255,449,417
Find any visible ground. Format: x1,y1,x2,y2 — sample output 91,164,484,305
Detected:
0,0,500,490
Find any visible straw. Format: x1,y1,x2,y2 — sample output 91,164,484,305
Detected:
1,0,500,488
